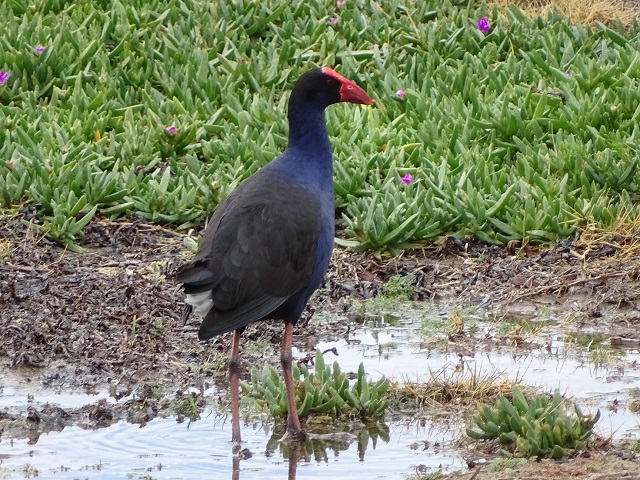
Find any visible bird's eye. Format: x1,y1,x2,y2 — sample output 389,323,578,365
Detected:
326,79,336,87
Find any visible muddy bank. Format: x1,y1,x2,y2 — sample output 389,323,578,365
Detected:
431,451,640,480
3,214,639,385
2,214,640,477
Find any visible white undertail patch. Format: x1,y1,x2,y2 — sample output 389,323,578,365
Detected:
185,292,214,317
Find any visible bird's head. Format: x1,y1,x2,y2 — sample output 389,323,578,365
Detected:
289,67,373,110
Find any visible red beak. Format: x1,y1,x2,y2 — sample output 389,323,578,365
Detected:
339,81,373,105
321,67,373,106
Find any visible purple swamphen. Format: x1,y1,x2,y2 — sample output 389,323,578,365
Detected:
176,67,373,448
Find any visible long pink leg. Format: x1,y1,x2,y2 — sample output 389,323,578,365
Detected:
280,322,303,440
229,329,242,452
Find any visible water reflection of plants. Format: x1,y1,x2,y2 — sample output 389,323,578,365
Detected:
266,422,391,463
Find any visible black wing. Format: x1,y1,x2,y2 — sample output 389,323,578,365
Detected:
176,171,320,339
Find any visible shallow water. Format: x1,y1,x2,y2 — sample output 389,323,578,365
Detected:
2,305,640,479
1,409,462,479
320,309,640,438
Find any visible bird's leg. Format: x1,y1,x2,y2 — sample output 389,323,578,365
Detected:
229,328,242,452
287,444,301,480
232,455,240,480
280,322,305,441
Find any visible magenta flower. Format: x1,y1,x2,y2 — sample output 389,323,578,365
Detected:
337,0,343,8
566,72,572,78
0,72,9,84
401,174,412,185
477,17,490,34
395,89,405,99
35,46,45,55
166,125,177,136
329,17,339,25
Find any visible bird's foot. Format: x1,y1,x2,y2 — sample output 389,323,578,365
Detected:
232,442,253,460
279,427,307,443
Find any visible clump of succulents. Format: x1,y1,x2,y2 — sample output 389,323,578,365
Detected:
466,385,600,459
241,349,388,419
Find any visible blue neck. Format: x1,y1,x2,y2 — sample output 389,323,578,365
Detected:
286,103,332,155
271,105,333,186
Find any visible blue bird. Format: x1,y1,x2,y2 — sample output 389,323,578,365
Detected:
176,67,372,448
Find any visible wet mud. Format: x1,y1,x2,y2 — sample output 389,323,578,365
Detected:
2,213,640,478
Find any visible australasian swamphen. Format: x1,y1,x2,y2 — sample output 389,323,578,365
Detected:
176,67,373,449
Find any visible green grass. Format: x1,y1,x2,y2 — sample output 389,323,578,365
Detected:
172,393,200,421
486,457,528,472
1,0,640,252
381,273,415,300
356,273,416,311
242,338,272,355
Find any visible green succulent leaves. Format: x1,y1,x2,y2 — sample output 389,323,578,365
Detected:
240,349,389,420
2,1,640,251
466,385,600,459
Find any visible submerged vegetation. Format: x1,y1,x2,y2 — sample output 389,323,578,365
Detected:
1,1,640,251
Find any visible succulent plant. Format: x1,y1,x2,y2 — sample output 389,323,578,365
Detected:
2,1,639,252
240,349,389,420
466,385,600,459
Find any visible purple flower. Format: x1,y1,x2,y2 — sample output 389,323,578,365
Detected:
0,72,9,84
566,72,572,78
329,17,339,25
395,89,405,99
401,174,412,185
336,0,343,8
35,46,45,55
166,125,177,136
477,17,490,34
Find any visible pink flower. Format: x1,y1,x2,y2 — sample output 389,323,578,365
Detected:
166,125,177,136
337,0,343,8
401,174,412,185
395,89,405,99
35,46,45,55
0,72,9,84
329,17,339,25
477,17,490,34
566,72,572,78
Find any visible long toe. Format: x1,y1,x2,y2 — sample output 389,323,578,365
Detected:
279,427,307,443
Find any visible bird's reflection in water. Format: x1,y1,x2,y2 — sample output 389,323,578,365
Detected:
231,422,390,479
